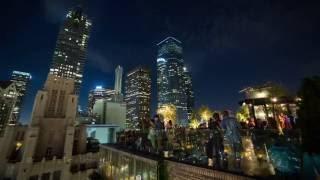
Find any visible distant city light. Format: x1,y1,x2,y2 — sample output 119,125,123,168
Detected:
183,67,187,71
157,58,166,63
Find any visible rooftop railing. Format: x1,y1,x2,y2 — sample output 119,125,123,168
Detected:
115,128,301,178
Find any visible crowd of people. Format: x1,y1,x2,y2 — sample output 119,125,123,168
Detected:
118,110,246,168
116,109,299,169
240,113,296,132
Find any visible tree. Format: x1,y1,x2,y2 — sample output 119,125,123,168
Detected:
297,76,320,153
236,105,250,122
198,105,214,122
188,106,214,128
157,104,177,124
189,110,201,128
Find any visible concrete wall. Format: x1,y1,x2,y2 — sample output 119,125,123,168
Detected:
105,102,126,129
93,100,126,129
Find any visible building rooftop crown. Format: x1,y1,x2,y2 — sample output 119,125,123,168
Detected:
157,36,181,46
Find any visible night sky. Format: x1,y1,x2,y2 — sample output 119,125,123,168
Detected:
1,0,319,123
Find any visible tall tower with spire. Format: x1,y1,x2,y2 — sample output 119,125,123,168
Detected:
114,65,123,94
49,6,91,95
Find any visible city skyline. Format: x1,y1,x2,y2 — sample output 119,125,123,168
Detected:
1,0,319,123
0,1,319,179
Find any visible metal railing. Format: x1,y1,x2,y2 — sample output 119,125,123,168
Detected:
115,128,302,178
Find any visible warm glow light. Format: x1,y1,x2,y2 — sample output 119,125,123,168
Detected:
254,91,268,98
16,142,22,150
157,104,176,124
190,119,200,129
200,109,213,121
271,97,277,102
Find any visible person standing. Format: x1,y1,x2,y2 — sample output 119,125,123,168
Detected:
154,115,164,153
147,119,156,152
221,110,242,168
212,113,224,168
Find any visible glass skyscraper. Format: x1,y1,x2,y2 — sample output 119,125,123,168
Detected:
125,67,151,129
183,67,194,121
157,37,193,126
49,6,91,95
10,71,32,122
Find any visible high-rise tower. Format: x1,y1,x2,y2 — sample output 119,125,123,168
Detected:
157,37,189,126
10,71,32,122
183,67,194,121
49,6,91,95
0,81,17,133
114,65,123,94
125,67,151,129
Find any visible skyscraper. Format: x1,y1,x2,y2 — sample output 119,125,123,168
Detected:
183,67,194,121
157,37,189,126
114,65,123,94
125,67,151,129
10,71,32,122
0,81,17,133
49,6,91,95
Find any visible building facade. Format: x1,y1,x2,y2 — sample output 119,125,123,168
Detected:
17,75,79,179
92,100,126,129
157,37,191,126
49,6,91,95
0,81,17,134
114,65,123,95
88,86,115,115
125,67,151,129
0,75,100,180
10,71,32,122
183,68,194,121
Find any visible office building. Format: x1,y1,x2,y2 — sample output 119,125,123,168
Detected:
183,67,194,121
49,6,91,95
125,67,151,129
157,37,189,126
0,81,17,133
10,71,32,122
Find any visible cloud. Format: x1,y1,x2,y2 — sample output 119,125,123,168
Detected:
87,49,113,73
